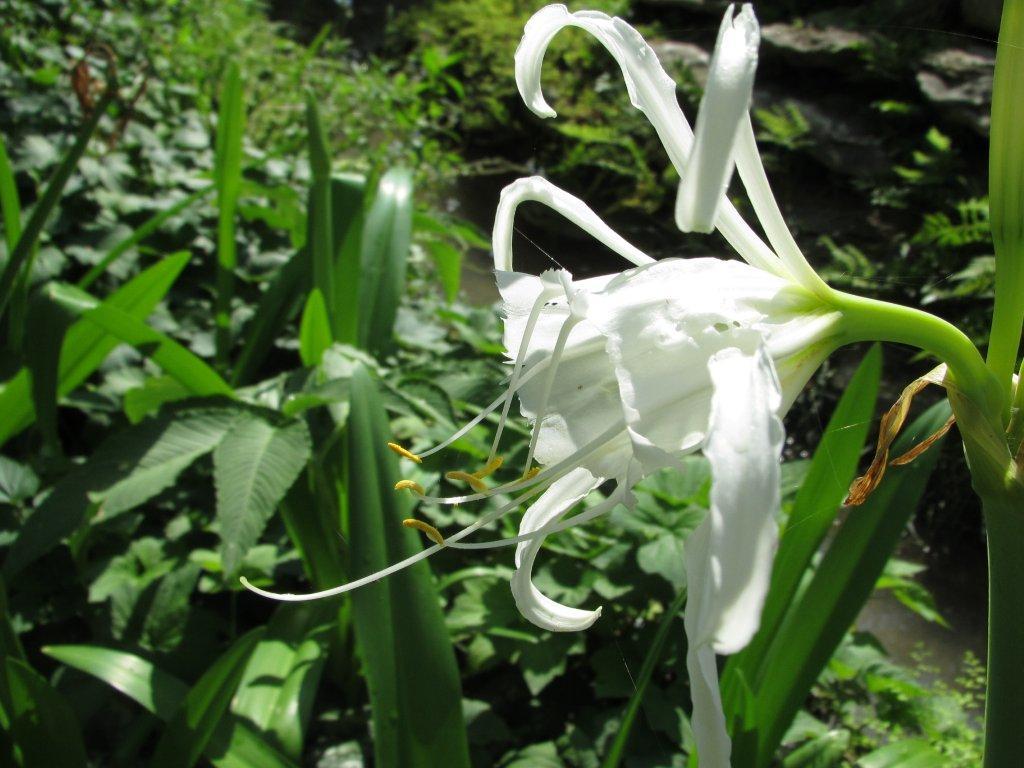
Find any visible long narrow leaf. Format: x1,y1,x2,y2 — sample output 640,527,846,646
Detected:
357,169,413,354
305,95,335,326
44,644,298,768
78,185,212,290
232,603,332,758
752,401,952,766
0,89,114,322
2,657,88,768
214,63,245,368
299,288,332,366
347,364,470,767
150,626,266,768
331,174,365,344
602,588,688,768
0,135,21,257
0,251,189,446
46,282,233,397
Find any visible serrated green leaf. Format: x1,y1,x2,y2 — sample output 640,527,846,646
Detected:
856,739,948,768
214,414,312,576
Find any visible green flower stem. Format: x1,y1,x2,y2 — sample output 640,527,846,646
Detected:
979,488,1024,768
833,290,1003,425
987,0,1024,411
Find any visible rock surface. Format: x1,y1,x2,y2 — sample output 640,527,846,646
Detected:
917,46,994,136
760,22,872,70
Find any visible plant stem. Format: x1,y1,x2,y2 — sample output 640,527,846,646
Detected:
980,489,1024,767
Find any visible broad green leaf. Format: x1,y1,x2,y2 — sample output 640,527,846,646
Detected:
601,588,688,768
347,364,470,767
233,603,332,757
1,657,88,768
214,63,245,366
299,288,332,366
0,88,114,322
213,413,312,576
856,739,949,768
124,376,193,423
46,282,233,397
0,578,25,661
44,644,298,768
724,345,881,719
752,401,952,766
3,405,238,577
0,455,38,505
150,626,266,768
780,730,849,767
357,169,414,354
305,95,335,326
0,251,190,447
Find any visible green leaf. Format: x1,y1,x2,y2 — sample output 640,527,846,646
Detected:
213,413,312,576
43,644,189,718
231,249,306,386
724,345,881,728
0,135,21,257
3,405,238,577
150,626,266,768
305,95,335,328
124,376,193,423
357,169,414,354
232,603,332,757
423,239,461,303
0,577,25,661
45,643,298,768
1,657,88,767
347,364,470,767
331,174,366,344
601,588,688,768
46,282,233,397
752,401,952,766
856,739,949,768
0,456,38,506
0,251,190,447
781,730,849,768
299,288,332,366
214,63,245,367
0,88,114,322
23,284,77,452
636,532,687,589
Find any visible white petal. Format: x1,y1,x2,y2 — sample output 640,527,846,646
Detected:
675,4,759,233
686,639,732,768
510,467,604,631
690,341,783,654
492,176,652,272
515,5,788,278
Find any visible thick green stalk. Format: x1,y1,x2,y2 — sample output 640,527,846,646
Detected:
987,0,1024,409
980,488,1024,767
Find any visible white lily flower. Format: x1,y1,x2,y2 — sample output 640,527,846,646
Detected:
245,5,850,766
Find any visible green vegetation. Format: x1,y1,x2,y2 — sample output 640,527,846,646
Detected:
0,0,997,765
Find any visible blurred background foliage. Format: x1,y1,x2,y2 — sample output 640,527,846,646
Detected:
0,0,1002,765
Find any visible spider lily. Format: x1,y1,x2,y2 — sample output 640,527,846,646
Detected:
242,4,1000,766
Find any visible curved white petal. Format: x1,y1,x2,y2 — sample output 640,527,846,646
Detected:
675,4,759,233
511,467,605,631
492,176,652,272
686,640,732,768
514,4,788,278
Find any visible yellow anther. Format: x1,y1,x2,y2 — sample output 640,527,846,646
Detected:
403,518,446,546
387,442,422,463
472,455,504,479
394,479,426,494
522,466,541,480
444,470,488,493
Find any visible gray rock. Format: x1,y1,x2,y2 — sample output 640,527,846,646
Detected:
650,40,710,87
917,46,994,135
635,0,729,12
761,23,872,70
